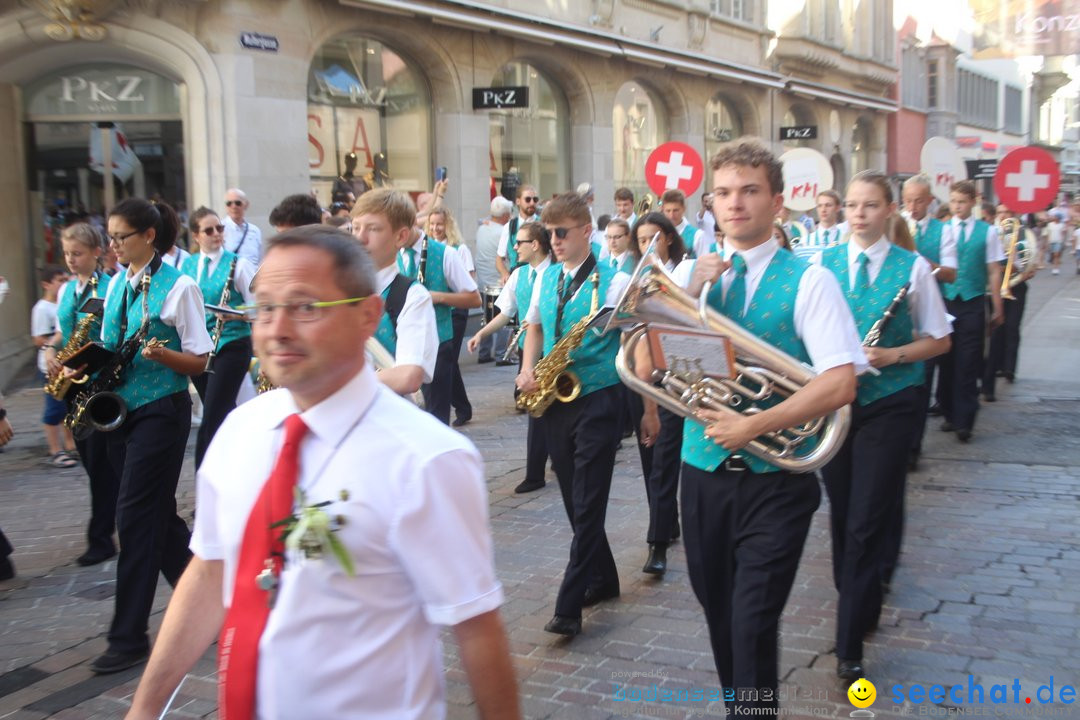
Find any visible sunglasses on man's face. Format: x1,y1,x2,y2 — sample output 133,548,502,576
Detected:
522,196,540,203
200,224,226,235
225,200,244,207
549,223,588,239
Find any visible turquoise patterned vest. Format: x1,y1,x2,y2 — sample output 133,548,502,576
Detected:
180,251,250,348
57,273,106,346
373,277,412,355
914,217,944,266
682,249,813,474
943,220,989,301
537,259,620,397
102,264,188,411
506,216,530,270
607,253,636,275
514,264,539,350
820,244,924,406
399,239,452,343
680,225,698,259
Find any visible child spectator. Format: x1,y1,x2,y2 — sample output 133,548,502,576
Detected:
32,265,77,468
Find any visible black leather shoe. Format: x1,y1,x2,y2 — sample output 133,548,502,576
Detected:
837,659,864,682
940,421,956,432
495,359,515,367
514,477,545,494
1004,373,1015,384
90,649,148,674
983,393,996,402
907,452,919,472
76,549,117,567
544,615,582,637
927,403,943,416
0,556,14,581
670,521,681,542
956,429,972,443
642,544,667,575
451,415,472,427
477,356,494,364
582,583,620,607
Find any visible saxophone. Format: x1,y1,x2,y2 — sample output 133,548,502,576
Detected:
517,271,600,418
205,256,237,373
44,276,100,400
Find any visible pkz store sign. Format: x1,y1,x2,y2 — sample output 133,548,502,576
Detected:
472,86,529,110
25,65,181,119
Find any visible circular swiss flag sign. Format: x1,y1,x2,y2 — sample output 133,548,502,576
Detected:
645,142,705,197
993,147,1060,214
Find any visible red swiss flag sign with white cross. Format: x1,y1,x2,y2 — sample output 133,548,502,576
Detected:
645,142,705,198
993,147,1060,214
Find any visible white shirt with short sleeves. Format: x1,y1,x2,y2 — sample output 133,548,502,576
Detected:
224,217,264,268
496,213,537,258
375,265,438,383
101,263,214,355
191,365,502,720
31,298,58,374
474,221,504,290
676,219,709,259
454,242,476,274
494,257,551,319
913,216,959,270
950,217,1005,263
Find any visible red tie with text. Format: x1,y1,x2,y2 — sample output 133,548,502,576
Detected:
218,414,308,720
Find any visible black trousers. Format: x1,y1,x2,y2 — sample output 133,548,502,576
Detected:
517,355,549,484
450,309,472,421
545,384,624,619
106,391,193,654
421,339,454,425
821,386,919,662
625,391,654,488
192,336,252,469
910,359,938,457
74,428,121,558
645,406,683,545
938,297,985,432
983,282,1027,396
681,463,820,717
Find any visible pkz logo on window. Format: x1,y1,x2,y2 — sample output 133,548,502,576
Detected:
240,32,279,52
780,126,818,141
472,86,529,110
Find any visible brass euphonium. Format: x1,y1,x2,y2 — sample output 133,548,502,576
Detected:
607,245,851,473
999,217,1021,300
636,193,656,216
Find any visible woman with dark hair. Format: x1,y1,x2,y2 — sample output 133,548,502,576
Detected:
631,212,687,271
89,198,214,674
180,206,257,468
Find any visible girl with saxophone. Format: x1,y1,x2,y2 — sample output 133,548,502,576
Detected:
810,171,952,682
45,224,119,565
89,199,214,675
179,207,257,468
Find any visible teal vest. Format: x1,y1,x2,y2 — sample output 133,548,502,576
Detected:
537,260,620,397
373,277,410,356
506,216,529,270
399,239,452,343
682,249,813,474
606,253,635,275
914,217,944,266
57,273,106,346
180,251,250,348
590,240,603,260
514,264,539,349
820,244,924,406
943,220,989,301
102,264,188,411
680,225,698,259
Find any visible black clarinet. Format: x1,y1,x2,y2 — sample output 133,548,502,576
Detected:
417,235,428,284
862,282,911,347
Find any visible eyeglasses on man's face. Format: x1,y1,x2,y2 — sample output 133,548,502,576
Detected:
605,232,627,241
241,297,368,323
108,229,141,245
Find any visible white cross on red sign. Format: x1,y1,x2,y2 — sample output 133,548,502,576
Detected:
993,146,1060,214
645,142,704,197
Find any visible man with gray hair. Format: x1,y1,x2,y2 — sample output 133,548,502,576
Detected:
223,188,263,267
475,196,514,363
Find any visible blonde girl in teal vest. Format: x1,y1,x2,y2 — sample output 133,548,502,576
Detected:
812,170,952,682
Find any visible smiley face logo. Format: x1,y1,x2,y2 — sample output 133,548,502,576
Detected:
848,678,876,708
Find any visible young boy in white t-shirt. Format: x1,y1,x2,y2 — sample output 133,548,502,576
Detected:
31,265,77,468
1044,215,1066,275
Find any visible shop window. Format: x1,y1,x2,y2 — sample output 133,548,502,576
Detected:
705,94,744,163
613,81,668,200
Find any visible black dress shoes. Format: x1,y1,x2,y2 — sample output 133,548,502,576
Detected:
940,421,956,432
76,549,117,567
495,359,516,367
514,477,545,494
983,393,996,402
670,521,681,542
956,429,972,443
0,556,14,581
90,648,148,674
927,403,943,416
477,356,494,364
543,615,582,637
451,415,472,427
642,544,667,575
582,583,620,607
837,659,865,682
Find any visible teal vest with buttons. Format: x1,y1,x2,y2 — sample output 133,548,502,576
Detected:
821,244,924,406
58,273,106,346
399,239,452,343
682,249,813,474
943,220,989,301
102,264,187,411
514,264,538,349
914,217,944,266
538,260,620,397
180,251,250,348
680,225,698,259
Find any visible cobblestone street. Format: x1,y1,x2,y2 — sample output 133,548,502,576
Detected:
2,273,1079,720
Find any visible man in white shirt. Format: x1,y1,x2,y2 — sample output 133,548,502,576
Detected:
476,196,513,362
614,186,637,227
496,185,540,282
123,225,519,720
351,189,438,396
661,188,709,258
805,190,844,248
222,188,263,268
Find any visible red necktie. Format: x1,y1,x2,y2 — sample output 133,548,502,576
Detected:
218,414,308,720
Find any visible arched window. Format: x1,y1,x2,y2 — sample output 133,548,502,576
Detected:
851,116,872,176
307,36,431,202
782,105,816,149
705,94,744,162
613,81,668,199
489,62,569,200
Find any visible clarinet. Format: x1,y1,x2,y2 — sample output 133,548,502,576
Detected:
417,235,428,284
205,257,237,374
862,282,911,348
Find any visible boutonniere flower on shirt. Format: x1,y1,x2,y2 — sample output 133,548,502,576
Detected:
271,489,355,576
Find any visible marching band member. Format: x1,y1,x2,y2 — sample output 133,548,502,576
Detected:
468,223,553,494
937,180,1005,443
808,190,845,248
614,187,637,226
661,189,710,258
89,199,213,674
983,204,1036,401
351,189,438,397
812,171,952,682
496,185,540,282
427,208,474,427
669,140,865,716
516,192,630,637
630,213,690,576
180,207,257,469
397,214,480,425
46,223,118,566
603,218,637,274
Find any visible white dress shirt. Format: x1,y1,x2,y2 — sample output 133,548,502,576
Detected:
224,216,264,268
809,238,952,340
525,259,631,325
494,257,551,318
191,365,502,720
951,216,1005,263
473,221,503,290
807,224,843,248
696,209,716,235
496,213,537,258
160,245,190,268
31,298,57,374
375,265,438,382
102,263,214,355
676,219,710,259
453,242,476,274
913,216,959,269
399,241,479,294
671,240,869,374
192,248,257,305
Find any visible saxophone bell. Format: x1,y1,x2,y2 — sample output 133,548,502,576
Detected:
67,390,128,441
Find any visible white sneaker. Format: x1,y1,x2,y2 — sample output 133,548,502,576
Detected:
1053,268,1060,275
191,414,203,428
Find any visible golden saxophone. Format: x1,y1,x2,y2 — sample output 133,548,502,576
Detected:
205,256,237,373
517,272,600,418
45,276,99,400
